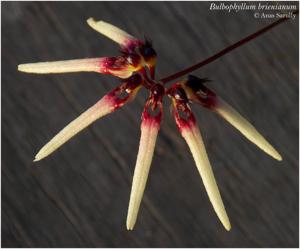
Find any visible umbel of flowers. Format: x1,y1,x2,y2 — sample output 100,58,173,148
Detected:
18,18,282,231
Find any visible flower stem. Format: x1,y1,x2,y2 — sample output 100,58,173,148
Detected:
161,10,298,84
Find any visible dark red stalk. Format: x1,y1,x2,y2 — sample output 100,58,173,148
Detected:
161,10,298,84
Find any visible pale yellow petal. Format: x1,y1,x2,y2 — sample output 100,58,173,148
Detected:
87,18,134,46
215,98,282,161
181,124,231,231
34,95,115,162
18,58,103,74
126,118,160,230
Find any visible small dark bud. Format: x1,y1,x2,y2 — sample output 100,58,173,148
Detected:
186,75,211,93
140,40,157,61
185,75,216,108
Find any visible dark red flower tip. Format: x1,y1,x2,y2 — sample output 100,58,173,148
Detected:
121,39,143,53
102,56,129,72
166,83,189,104
172,100,196,133
107,73,144,108
142,100,163,125
141,83,164,124
149,83,165,104
184,75,217,109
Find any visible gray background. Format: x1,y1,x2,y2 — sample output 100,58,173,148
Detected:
2,1,299,247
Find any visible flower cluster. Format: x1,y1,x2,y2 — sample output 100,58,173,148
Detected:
18,18,282,231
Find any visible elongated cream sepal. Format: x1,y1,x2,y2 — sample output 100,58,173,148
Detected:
87,18,134,46
34,95,116,162
18,58,104,74
127,115,161,230
215,98,282,161
181,123,231,231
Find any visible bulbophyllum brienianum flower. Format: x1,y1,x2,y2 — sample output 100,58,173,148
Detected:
18,14,296,230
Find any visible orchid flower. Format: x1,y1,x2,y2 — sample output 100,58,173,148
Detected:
18,15,296,230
